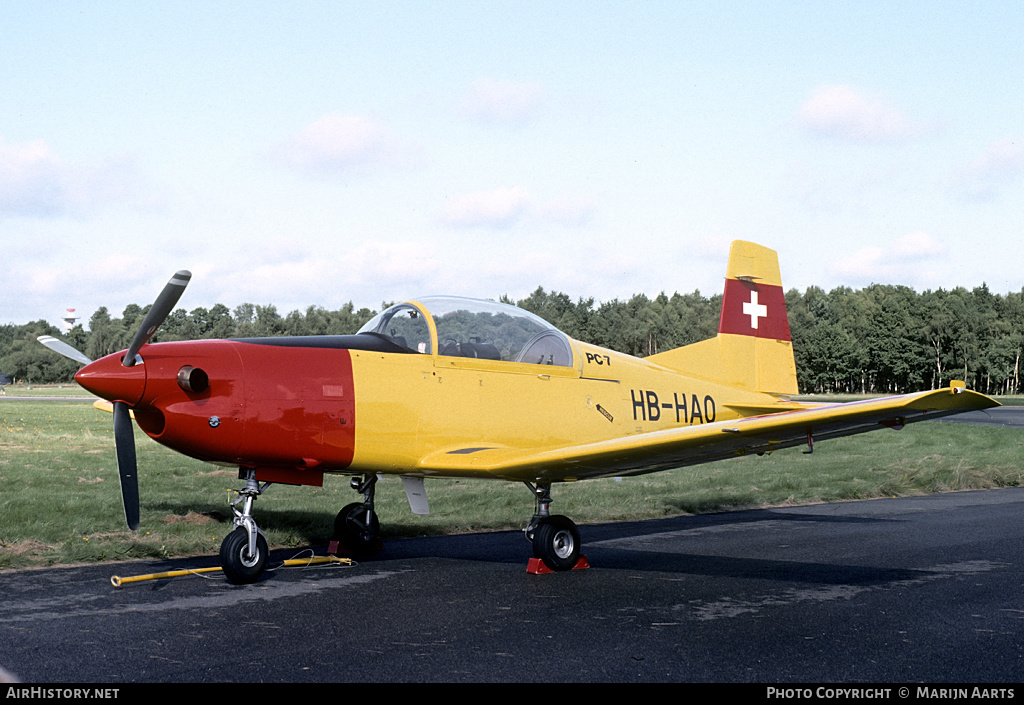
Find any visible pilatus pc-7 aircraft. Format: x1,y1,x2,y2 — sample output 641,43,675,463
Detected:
39,241,998,583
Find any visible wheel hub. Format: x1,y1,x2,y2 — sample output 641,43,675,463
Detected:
551,529,575,559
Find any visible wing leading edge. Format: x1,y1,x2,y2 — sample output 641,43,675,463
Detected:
417,386,999,483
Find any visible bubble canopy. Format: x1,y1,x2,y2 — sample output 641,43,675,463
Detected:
357,296,575,367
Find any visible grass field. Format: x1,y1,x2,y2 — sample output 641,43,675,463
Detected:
2,395,1023,571
1,385,94,397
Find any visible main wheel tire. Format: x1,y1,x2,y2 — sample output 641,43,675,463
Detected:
220,527,268,585
335,502,380,554
532,515,581,572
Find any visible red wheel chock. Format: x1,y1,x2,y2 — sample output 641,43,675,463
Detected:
527,555,590,574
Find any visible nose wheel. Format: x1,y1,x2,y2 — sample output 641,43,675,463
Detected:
220,526,268,584
220,469,271,584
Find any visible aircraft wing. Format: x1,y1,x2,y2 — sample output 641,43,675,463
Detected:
418,387,999,482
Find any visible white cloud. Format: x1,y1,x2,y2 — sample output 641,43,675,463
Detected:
203,239,444,311
828,231,946,286
967,137,1024,176
458,77,546,124
0,138,63,216
955,136,1024,200
0,137,150,217
12,253,173,329
438,186,533,228
795,85,921,143
273,114,422,174
534,195,596,227
437,187,596,230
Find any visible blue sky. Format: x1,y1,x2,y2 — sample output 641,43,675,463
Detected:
2,2,1022,329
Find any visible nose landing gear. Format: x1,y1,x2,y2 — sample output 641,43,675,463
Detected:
220,469,270,584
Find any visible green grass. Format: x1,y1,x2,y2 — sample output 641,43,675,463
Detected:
1,384,94,397
2,399,1023,571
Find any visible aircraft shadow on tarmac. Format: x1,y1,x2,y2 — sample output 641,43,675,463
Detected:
315,507,924,588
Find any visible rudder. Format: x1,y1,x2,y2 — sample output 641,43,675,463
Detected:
648,241,798,396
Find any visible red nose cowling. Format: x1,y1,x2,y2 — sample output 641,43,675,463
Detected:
75,353,146,406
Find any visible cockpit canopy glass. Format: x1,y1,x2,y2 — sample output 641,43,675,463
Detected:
357,296,574,367
357,303,432,354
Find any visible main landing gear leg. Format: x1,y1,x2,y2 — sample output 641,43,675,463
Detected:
331,474,382,555
523,482,586,573
220,469,270,584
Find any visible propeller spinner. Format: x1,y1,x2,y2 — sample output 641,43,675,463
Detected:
38,270,192,530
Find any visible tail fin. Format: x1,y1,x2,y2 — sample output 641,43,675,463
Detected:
647,241,798,396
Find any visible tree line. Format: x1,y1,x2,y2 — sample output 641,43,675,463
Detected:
3,283,1022,396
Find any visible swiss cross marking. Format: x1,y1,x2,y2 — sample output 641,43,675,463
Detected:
743,291,768,329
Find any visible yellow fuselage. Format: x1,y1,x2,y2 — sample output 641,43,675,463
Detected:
348,340,772,480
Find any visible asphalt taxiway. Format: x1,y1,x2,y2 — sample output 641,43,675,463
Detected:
936,405,1024,427
2,401,1021,683
1,485,1023,683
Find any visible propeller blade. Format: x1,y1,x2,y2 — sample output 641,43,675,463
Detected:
112,401,140,530
122,270,192,367
37,335,92,366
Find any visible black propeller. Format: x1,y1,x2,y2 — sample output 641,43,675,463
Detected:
122,271,192,367
113,401,140,530
111,270,192,527
37,335,92,366
38,270,192,530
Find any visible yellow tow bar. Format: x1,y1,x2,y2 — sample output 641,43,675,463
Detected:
111,555,353,587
